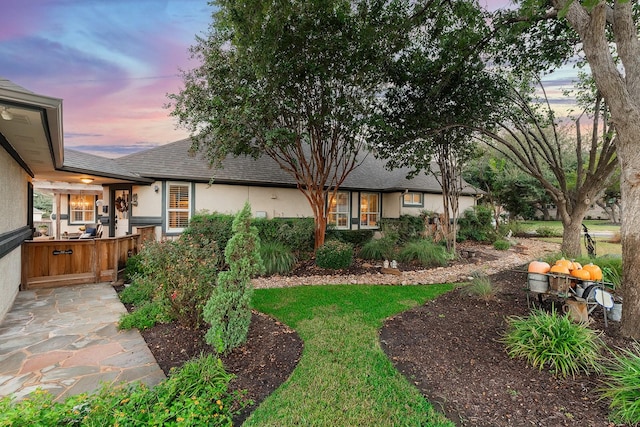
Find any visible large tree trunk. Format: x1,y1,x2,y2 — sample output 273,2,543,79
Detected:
616,130,640,338
560,216,585,258
553,0,640,339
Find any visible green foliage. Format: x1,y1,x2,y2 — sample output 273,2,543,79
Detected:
502,308,603,378
467,274,496,301
398,239,450,267
159,235,220,328
493,239,511,250
326,229,375,249
315,240,354,269
182,212,235,259
260,240,296,275
600,343,640,425
118,300,172,331
535,226,561,237
457,206,496,242
380,215,426,244
499,220,526,237
123,253,145,282
0,354,245,426
597,256,623,289
118,276,155,306
117,233,220,329
359,236,397,261
204,203,265,354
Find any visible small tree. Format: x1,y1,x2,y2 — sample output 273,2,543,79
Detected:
203,202,265,354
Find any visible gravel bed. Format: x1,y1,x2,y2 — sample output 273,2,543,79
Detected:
252,238,560,289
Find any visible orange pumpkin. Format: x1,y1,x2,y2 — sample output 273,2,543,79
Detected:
571,268,591,280
583,263,603,281
550,263,570,275
528,261,551,274
570,261,582,271
555,258,573,270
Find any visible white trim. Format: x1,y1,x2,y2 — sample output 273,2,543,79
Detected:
166,182,191,233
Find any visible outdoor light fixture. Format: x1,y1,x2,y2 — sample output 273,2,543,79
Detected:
80,178,94,184
1,107,13,121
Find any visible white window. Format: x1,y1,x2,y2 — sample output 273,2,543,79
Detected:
69,195,95,224
403,192,423,207
328,191,350,229
167,183,191,232
360,193,380,228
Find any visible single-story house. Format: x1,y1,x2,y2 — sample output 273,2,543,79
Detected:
0,77,152,321
39,138,482,241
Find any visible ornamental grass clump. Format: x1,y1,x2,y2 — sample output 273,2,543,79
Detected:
398,239,450,267
600,343,640,425
467,273,496,301
315,240,354,269
259,240,297,275
502,308,603,378
359,236,396,261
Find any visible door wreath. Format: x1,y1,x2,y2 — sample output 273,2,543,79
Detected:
115,196,129,213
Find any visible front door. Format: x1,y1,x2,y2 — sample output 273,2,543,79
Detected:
112,188,131,237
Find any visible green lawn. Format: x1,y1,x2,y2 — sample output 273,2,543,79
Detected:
248,284,455,426
518,219,620,234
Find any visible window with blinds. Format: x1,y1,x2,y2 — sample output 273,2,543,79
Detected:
167,183,191,232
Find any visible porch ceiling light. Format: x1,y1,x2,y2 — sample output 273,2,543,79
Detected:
1,107,13,121
80,178,94,184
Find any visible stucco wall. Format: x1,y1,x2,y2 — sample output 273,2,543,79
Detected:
0,148,30,321
0,149,29,233
0,248,21,320
131,184,162,217
383,192,477,218
195,184,314,218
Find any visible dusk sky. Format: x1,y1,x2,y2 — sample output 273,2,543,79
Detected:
1,0,579,158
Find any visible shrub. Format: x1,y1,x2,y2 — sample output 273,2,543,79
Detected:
467,274,496,301
204,202,265,354
359,236,397,261
398,239,450,267
326,229,375,248
0,354,246,426
118,300,172,330
502,308,603,378
316,240,354,269
182,212,235,255
600,343,640,425
457,206,495,242
159,235,220,328
380,215,426,244
535,226,560,237
123,253,145,283
118,276,156,306
493,240,511,251
118,234,221,329
499,220,526,238
260,240,297,275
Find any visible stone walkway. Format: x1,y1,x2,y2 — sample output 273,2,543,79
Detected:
0,283,165,402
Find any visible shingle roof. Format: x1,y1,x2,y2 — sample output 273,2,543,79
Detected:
114,138,480,195
62,149,152,183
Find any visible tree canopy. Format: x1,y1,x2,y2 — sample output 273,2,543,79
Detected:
168,0,413,248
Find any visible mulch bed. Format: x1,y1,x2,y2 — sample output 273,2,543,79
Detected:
138,311,302,425
126,249,632,426
380,269,630,427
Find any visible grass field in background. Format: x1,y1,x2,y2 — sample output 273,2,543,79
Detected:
248,284,455,427
518,219,620,234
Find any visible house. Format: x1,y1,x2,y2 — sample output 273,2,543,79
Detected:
0,77,153,321
0,78,67,320
42,138,481,241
